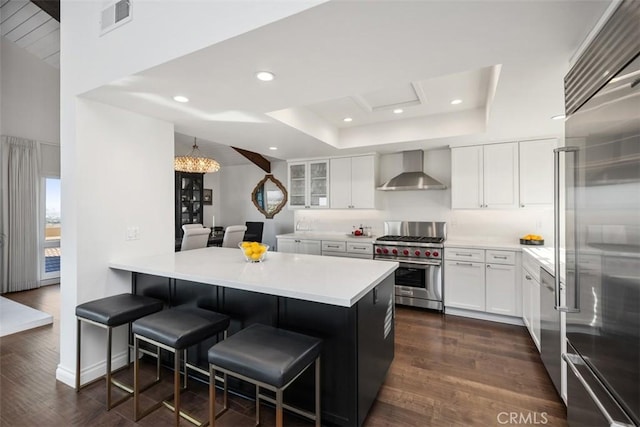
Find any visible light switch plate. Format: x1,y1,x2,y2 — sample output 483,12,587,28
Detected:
126,226,140,241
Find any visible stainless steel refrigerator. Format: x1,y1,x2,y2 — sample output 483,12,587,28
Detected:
560,2,639,425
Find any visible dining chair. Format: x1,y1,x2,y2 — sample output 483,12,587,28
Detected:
181,227,211,251
222,225,247,248
244,222,264,243
182,224,203,232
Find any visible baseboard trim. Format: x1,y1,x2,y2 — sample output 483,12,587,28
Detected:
56,349,129,388
445,307,524,326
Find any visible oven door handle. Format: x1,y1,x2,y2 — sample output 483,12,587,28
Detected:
398,260,441,268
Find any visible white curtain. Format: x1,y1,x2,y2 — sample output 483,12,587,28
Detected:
0,136,41,293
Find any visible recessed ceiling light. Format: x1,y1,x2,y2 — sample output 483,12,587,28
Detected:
551,114,566,120
393,109,404,114
173,95,189,103
343,117,353,122
269,146,278,150
451,99,463,105
256,71,275,81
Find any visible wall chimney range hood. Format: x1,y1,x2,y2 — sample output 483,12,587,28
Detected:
377,150,446,191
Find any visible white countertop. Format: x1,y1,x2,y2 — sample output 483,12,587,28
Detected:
522,246,567,283
110,247,398,307
445,239,526,250
276,232,377,244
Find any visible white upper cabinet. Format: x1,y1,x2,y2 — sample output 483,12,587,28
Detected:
330,155,377,209
329,157,351,208
484,142,519,208
452,139,556,209
519,139,556,207
451,145,483,209
288,160,330,209
451,142,518,209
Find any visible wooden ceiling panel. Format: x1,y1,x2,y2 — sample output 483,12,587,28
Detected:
3,9,49,40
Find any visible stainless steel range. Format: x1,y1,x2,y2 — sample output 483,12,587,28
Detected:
374,221,446,311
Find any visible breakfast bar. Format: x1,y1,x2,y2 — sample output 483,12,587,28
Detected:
109,247,398,427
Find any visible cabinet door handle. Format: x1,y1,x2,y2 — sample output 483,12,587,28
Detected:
520,204,525,208
327,245,340,248
525,275,532,280
455,262,475,267
352,246,367,250
487,264,491,268
493,256,508,259
456,253,472,257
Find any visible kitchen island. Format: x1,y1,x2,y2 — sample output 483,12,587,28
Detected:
110,247,398,427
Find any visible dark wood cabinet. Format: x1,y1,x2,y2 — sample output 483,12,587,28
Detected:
175,172,204,238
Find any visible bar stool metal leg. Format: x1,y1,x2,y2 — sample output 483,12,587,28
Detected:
76,319,81,391
106,326,113,408
174,350,181,426
315,358,321,427
275,389,283,427
255,385,260,426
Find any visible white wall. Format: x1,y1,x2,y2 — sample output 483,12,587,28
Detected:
62,1,326,95
212,161,294,249
56,99,174,385
294,149,553,243
0,38,60,144
58,0,325,387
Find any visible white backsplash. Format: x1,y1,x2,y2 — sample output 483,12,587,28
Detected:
294,207,553,243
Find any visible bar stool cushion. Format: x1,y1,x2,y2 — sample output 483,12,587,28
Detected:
133,306,230,350
75,293,164,327
208,324,322,388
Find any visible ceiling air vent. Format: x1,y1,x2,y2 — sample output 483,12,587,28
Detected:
100,0,132,35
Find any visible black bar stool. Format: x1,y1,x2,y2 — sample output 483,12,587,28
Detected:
75,293,164,409
208,324,322,427
132,305,230,426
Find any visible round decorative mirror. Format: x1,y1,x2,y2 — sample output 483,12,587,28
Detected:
251,174,288,219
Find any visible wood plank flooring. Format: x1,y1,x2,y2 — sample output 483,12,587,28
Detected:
0,285,566,426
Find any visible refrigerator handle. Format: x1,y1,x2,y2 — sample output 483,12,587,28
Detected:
554,147,580,312
562,353,634,427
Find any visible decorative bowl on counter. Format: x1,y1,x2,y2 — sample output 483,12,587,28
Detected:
239,242,269,263
520,234,544,245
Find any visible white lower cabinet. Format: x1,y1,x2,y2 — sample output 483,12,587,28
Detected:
486,263,517,316
521,256,541,351
445,247,520,320
444,261,486,311
276,238,321,255
322,241,373,259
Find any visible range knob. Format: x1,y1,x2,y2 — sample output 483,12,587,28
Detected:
403,249,409,256
414,250,421,256
424,251,431,257
383,248,389,254
392,249,398,255
433,251,439,257
376,248,382,254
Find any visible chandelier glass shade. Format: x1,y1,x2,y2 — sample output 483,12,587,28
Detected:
174,138,220,173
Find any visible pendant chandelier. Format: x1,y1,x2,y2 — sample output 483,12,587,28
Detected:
174,138,221,173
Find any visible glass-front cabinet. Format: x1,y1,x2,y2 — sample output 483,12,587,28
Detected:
288,160,329,209
175,172,204,237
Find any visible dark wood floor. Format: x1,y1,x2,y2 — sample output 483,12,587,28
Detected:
0,285,566,426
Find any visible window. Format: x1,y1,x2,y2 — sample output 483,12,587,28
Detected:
42,178,60,281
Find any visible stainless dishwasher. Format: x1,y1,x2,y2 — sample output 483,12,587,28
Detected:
540,266,561,396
